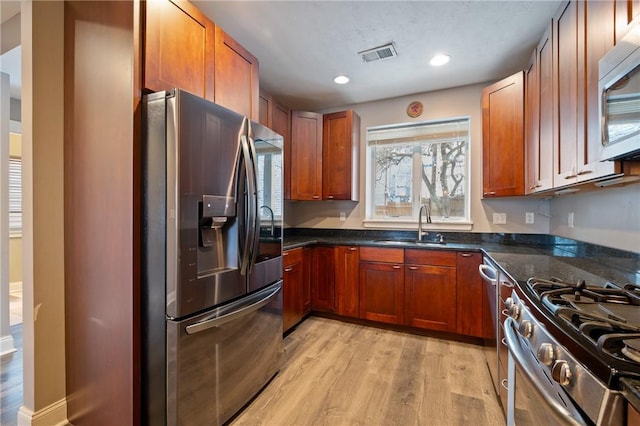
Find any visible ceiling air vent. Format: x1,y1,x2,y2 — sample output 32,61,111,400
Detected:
358,43,397,63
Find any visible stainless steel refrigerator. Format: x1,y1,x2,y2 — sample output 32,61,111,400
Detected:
141,89,284,425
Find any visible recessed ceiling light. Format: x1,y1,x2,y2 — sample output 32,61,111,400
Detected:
334,75,350,84
430,54,451,66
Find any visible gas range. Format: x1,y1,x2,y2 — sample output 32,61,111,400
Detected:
526,277,640,385
507,276,640,425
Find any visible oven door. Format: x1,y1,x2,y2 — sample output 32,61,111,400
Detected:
503,317,588,426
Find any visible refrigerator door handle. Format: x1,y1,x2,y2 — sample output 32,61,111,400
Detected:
239,132,257,275
246,121,261,270
184,284,281,335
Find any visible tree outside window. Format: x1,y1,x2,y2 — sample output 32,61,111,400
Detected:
368,118,470,222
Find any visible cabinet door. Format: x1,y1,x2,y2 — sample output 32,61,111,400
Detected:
214,26,259,119
576,0,619,181
404,263,456,332
311,246,335,312
283,248,304,332
290,111,322,200
258,90,271,127
456,252,487,338
481,72,525,197
554,0,580,185
273,102,292,200
335,246,359,318
359,261,404,324
302,247,312,314
526,24,554,194
144,0,215,101
322,110,360,201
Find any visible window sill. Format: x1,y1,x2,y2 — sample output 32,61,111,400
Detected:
362,219,473,231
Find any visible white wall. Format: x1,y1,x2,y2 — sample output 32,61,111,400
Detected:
286,83,551,235
285,83,640,254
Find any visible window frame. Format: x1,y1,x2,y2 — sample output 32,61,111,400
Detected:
364,116,473,231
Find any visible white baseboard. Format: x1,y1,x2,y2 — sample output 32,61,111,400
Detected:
18,398,68,426
0,334,17,356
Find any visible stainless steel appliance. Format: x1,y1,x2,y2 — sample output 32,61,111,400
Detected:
141,89,284,425
599,21,640,162
503,276,640,425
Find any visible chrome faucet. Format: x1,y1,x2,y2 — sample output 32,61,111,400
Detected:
260,205,275,236
418,201,432,241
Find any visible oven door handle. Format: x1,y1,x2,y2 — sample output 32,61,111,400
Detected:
503,317,585,426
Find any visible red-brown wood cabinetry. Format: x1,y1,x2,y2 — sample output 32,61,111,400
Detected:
290,111,323,200
404,250,457,332
311,246,336,312
335,246,360,318
144,0,215,101
482,72,525,197
359,247,405,325
322,110,360,201
283,248,305,332
456,252,488,338
214,25,259,120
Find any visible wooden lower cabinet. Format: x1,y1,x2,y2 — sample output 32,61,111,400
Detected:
404,250,457,332
311,246,336,312
283,248,305,332
359,247,404,325
335,246,360,318
456,252,487,338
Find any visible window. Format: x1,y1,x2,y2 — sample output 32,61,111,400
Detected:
9,157,22,236
366,117,470,225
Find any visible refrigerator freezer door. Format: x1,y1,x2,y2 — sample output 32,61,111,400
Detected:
166,281,283,426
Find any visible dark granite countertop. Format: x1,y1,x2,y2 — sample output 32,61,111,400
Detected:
284,229,639,286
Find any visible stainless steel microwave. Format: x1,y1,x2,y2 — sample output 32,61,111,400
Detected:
599,21,640,161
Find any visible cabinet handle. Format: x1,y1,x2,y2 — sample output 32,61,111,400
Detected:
284,266,294,272
392,265,402,269
460,253,473,257
408,266,419,270
312,195,320,199
347,247,357,251
283,252,289,256
577,169,593,176
327,195,334,199
564,174,578,179
483,191,496,196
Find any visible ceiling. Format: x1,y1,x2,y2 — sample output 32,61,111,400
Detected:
1,1,563,110
194,0,562,111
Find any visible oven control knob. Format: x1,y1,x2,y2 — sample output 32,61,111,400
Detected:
551,360,573,386
505,297,514,309
537,343,555,365
508,303,520,319
518,320,533,338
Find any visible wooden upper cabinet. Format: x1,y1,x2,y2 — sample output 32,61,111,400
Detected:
214,26,259,120
144,0,215,101
576,0,619,182
273,102,292,200
482,71,525,197
322,110,360,201
290,111,323,200
258,91,271,127
526,23,555,195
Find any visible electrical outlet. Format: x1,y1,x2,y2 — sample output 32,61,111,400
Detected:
339,212,346,222
525,212,534,224
492,213,507,225
568,212,574,228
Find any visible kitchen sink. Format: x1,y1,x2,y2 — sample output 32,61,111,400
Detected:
374,239,446,246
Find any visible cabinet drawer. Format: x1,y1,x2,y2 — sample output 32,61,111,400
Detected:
359,247,404,263
283,247,303,268
405,249,456,266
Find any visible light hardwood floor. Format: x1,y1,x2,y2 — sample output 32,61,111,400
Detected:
231,317,505,426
